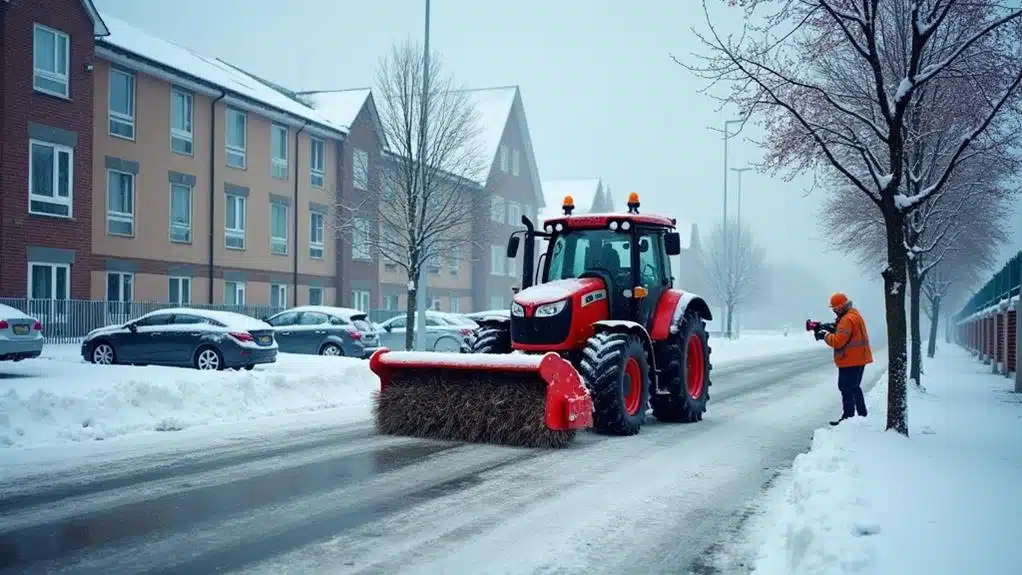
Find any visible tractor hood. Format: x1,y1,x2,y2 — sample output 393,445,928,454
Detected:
513,278,604,306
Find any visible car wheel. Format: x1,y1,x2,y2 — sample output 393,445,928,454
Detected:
194,347,224,371
320,343,343,356
244,364,255,371
432,337,462,353
91,342,116,365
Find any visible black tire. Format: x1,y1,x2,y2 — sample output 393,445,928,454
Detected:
320,343,344,356
466,323,512,354
244,364,255,371
579,332,650,435
650,310,711,423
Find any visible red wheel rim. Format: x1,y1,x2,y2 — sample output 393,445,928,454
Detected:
623,356,643,416
686,334,705,399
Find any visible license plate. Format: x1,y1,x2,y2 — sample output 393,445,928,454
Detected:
12,325,28,335
258,335,272,345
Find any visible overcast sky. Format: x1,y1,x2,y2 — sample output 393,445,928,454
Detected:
94,0,1022,325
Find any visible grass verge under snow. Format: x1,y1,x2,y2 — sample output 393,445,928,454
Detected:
743,347,1022,574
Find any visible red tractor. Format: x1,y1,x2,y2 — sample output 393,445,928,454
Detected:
370,192,713,446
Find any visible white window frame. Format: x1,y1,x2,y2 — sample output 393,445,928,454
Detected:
28,139,74,218
490,196,504,222
270,202,288,255
449,296,460,314
384,294,399,310
448,245,461,275
270,283,288,308
308,286,324,306
511,149,521,176
169,276,191,305
507,253,517,278
27,262,70,300
225,281,246,306
170,87,194,155
33,24,69,98
309,211,325,259
430,298,442,311
490,244,506,276
169,182,192,243
226,107,247,169
507,201,521,226
105,271,134,304
352,218,372,260
427,253,440,274
271,123,288,179
108,67,136,140
225,193,246,249
310,137,325,188
353,148,369,190
352,289,371,313
106,169,135,237
499,145,509,172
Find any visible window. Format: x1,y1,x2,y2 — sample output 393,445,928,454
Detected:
270,284,287,308
171,88,193,155
547,228,636,282
353,148,369,190
427,253,440,273
499,145,509,172
169,276,191,305
108,68,135,140
28,262,69,300
637,234,666,287
270,203,288,255
490,196,504,222
225,281,245,306
106,271,133,314
226,107,247,168
271,124,288,179
511,149,521,176
507,201,521,226
28,140,73,217
507,253,517,278
523,203,533,222
106,170,134,236
170,183,192,243
382,180,397,201
490,245,506,276
33,25,69,97
352,289,371,313
225,193,246,249
308,286,324,306
449,296,460,313
384,295,399,310
430,298,442,311
447,245,461,275
300,312,328,326
489,295,504,310
352,218,371,260
310,137,325,187
309,212,325,259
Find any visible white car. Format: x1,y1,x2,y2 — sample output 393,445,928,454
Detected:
0,303,44,362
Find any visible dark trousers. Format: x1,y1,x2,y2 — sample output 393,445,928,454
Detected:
837,365,867,417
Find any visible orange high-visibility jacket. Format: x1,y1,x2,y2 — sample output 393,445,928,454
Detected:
824,307,874,368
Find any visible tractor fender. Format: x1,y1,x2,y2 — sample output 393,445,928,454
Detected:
475,316,510,327
650,290,713,341
591,320,658,381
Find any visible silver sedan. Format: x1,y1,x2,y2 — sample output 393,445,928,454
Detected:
0,304,45,362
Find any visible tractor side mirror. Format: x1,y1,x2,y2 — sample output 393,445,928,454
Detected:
506,235,520,258
665,232,682,256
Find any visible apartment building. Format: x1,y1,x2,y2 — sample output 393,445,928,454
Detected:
0,0,109,300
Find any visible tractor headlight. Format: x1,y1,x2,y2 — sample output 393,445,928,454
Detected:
535,299,567,317
511,301,525,317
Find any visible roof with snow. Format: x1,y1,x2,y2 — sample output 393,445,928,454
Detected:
295,89,372,131
80,0,110,36
94,12,347,136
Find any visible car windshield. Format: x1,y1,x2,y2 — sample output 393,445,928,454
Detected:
546,228,631,281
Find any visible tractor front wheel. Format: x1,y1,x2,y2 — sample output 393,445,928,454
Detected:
650,310,711,423
466,323,512,354
580,332,650,435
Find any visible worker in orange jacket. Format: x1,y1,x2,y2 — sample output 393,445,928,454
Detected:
813,292,873,426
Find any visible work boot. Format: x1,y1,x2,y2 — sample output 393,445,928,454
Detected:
830,415,851,426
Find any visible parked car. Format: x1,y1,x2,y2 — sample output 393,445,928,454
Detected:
81,308,278,371
375,311,476,352
263,306,379,358
462,309,510,322
0,303,44,362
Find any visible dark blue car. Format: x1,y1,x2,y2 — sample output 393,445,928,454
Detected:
81,308,278,371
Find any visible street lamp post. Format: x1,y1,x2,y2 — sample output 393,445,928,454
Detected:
730,167,752,338
413,0,431,351
720,118,743,335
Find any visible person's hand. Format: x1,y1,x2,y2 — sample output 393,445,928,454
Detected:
814,329,827,341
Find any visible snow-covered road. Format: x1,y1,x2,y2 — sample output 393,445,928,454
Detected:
0,347,888,574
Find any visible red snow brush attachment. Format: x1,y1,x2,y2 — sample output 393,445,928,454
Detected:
369,349,593,448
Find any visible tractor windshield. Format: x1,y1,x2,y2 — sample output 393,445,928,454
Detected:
546,229,632,282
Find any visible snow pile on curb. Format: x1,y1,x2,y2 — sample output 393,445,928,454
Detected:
0,352,376,448
746,349,1022,574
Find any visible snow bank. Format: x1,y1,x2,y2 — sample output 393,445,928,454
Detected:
746,347,1022,574
0,346,376,449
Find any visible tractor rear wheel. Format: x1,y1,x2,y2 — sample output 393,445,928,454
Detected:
651,310,711,423
580,332,650,435
466,323,512,354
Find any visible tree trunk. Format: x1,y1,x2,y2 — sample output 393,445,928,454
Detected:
927,296,941,358
404,273,419,351
725,303,734,339
908,264,923,387
883,214,909,436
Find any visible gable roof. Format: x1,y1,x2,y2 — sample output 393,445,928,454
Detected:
296,89,373,132
94,12,346,137
540,178,605,220
80,0,110,36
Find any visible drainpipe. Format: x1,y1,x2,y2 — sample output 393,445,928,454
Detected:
294,121,309,306
209,90,227,304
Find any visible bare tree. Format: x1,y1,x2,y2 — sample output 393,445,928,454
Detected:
335,39,487,350
701,219,766,339
682,0,1022,435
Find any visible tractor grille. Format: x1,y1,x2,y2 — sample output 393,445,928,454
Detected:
511,301,573,346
